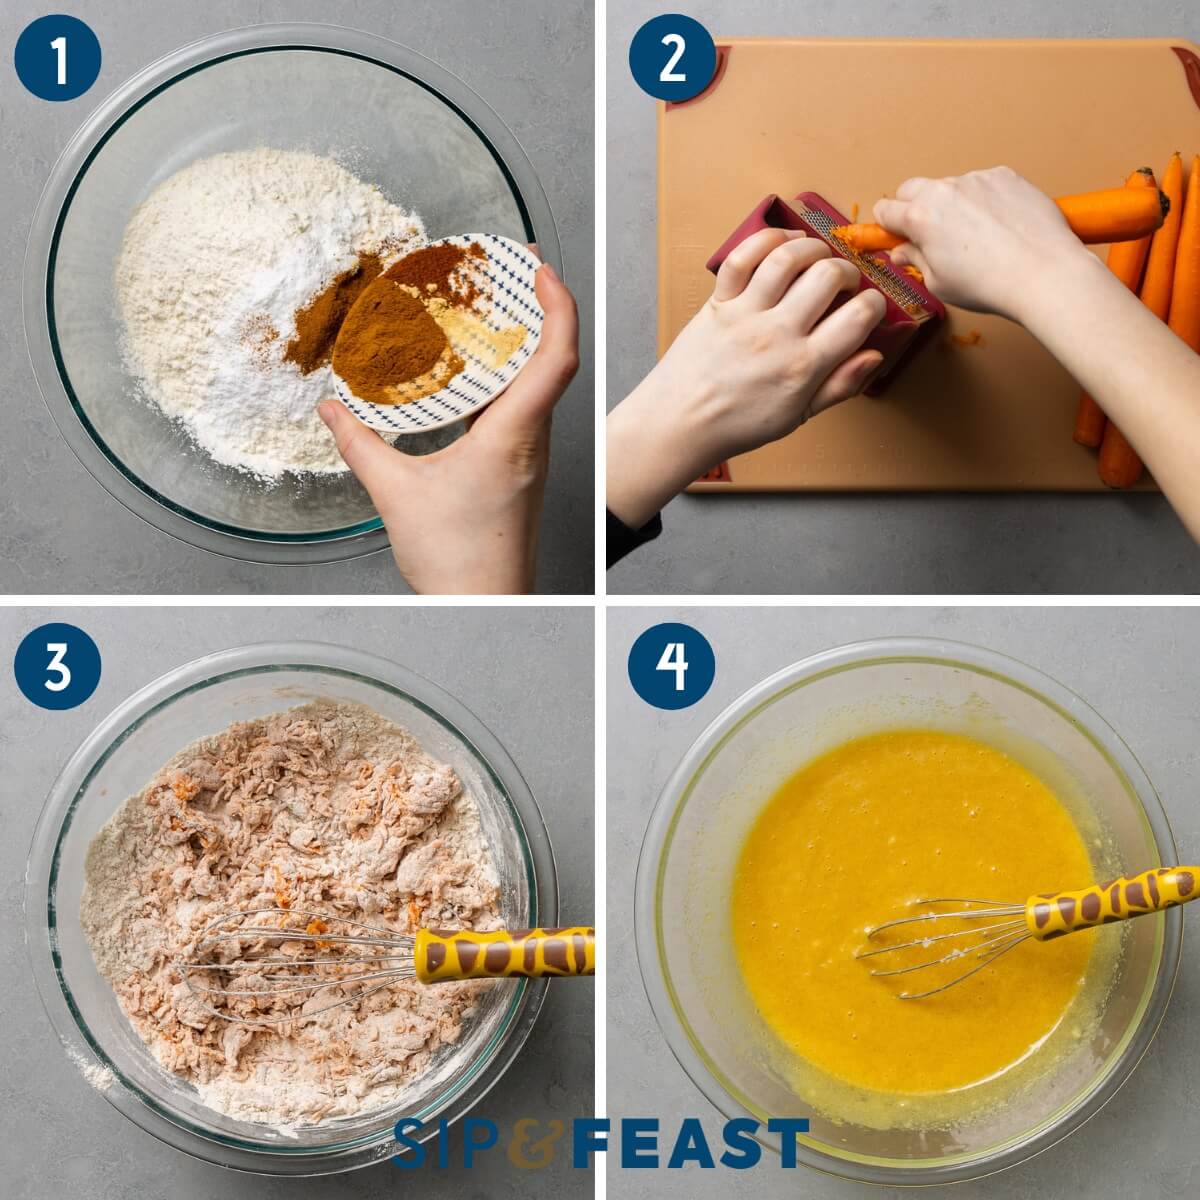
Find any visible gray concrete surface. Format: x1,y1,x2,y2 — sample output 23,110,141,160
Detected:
607,605,1199,1197
0,0,594,595
0,606,594,1198
606,0,1200,594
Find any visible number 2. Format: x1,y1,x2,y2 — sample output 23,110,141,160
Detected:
656,642,689,691
45,642,71,692
50,35,67,86
660,33,686,82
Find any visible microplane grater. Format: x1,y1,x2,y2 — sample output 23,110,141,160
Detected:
798,205,928,314
705,194,946,396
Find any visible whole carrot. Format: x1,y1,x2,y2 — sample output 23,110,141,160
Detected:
1075,168,1156,447
1057,186,1170,243
1136,153,1184,318
835,185,1169,252
1167,154,1200,353
1099,155,1186,488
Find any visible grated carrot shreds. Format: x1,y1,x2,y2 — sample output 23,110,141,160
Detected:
949,330,984,347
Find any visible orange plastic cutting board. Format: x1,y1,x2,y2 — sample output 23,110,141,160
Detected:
658,39,1200,491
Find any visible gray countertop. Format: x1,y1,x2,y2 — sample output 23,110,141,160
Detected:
0,0,594,595
606,0,1200,594
606,605,1199,1197
0,606,594,1198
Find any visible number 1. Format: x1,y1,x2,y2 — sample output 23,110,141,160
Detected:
656,642,689,691
660,33,686,82
50,35,67,86
45,642,71,692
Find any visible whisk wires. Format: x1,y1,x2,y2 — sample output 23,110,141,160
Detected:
178,907,419,1026
855,898,1032,999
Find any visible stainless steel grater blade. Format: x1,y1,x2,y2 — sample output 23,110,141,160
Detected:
798,204,932,319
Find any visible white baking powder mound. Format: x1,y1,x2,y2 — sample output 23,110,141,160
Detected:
114,149,425,481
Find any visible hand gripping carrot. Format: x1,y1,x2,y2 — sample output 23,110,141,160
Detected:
835,185,1169,252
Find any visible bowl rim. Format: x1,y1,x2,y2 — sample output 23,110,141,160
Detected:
23,640,559,1175
22,21,563,564
634,636,1183,1186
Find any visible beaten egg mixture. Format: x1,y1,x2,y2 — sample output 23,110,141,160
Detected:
733,730,1103,1110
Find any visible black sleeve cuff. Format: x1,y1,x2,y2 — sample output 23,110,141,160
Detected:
607,509,662,569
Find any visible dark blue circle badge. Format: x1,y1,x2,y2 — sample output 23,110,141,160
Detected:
15,15,102,102
628,622,715,710
628,14,717,103
14,623,102,709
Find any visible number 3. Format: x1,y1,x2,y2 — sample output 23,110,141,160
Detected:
656,642,689,691
45,642,71,692
660,33,686,82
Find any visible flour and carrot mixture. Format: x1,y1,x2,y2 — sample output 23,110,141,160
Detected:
80,701,502,1129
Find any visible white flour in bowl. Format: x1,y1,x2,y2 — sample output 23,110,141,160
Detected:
115,149,425,481
79,700,502,1129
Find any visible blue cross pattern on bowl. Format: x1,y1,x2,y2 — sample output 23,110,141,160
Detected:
338,234,544,434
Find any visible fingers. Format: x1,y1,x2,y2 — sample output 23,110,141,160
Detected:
777,255,862,332
888,241,933,280
740,237,835,310
895,176,932,201
807,288,887,372
712,227,804,301
872,196,917,244
473,262,579,438
808,349,884,417
318,399,406,500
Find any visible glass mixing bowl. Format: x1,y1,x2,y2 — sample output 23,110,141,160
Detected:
635,638,1182,1185
25,642,558,1174
23,24,561,563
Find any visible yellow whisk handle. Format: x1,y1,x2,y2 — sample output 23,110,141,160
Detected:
414,927,596,982
1024,866,1198,939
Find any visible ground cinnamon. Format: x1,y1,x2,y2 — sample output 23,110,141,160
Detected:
330,279,456,404
284,252,384,373
324,240,525,404
384,241,486,308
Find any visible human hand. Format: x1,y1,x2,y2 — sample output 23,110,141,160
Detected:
319,264,579,594
607,228,886,529
875,167,1093,321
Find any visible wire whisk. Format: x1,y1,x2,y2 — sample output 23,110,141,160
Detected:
178,907,595,1026
855,865,1197,999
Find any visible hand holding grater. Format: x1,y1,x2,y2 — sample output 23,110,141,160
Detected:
705,194,946,395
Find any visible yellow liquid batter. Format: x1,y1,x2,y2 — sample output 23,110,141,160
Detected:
732,730,1096,1099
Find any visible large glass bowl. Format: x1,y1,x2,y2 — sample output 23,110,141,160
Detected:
23,24,561,563
25,642,558,1175
635,638,1182,1185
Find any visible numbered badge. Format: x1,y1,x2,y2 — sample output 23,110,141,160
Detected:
14,623,102,710
628,14,717,103
14,15,102,102
628,622,715,710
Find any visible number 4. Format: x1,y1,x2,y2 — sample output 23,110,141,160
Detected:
50,35,67,86
656,641,688,691
660,33,686,82
45,642,71,692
